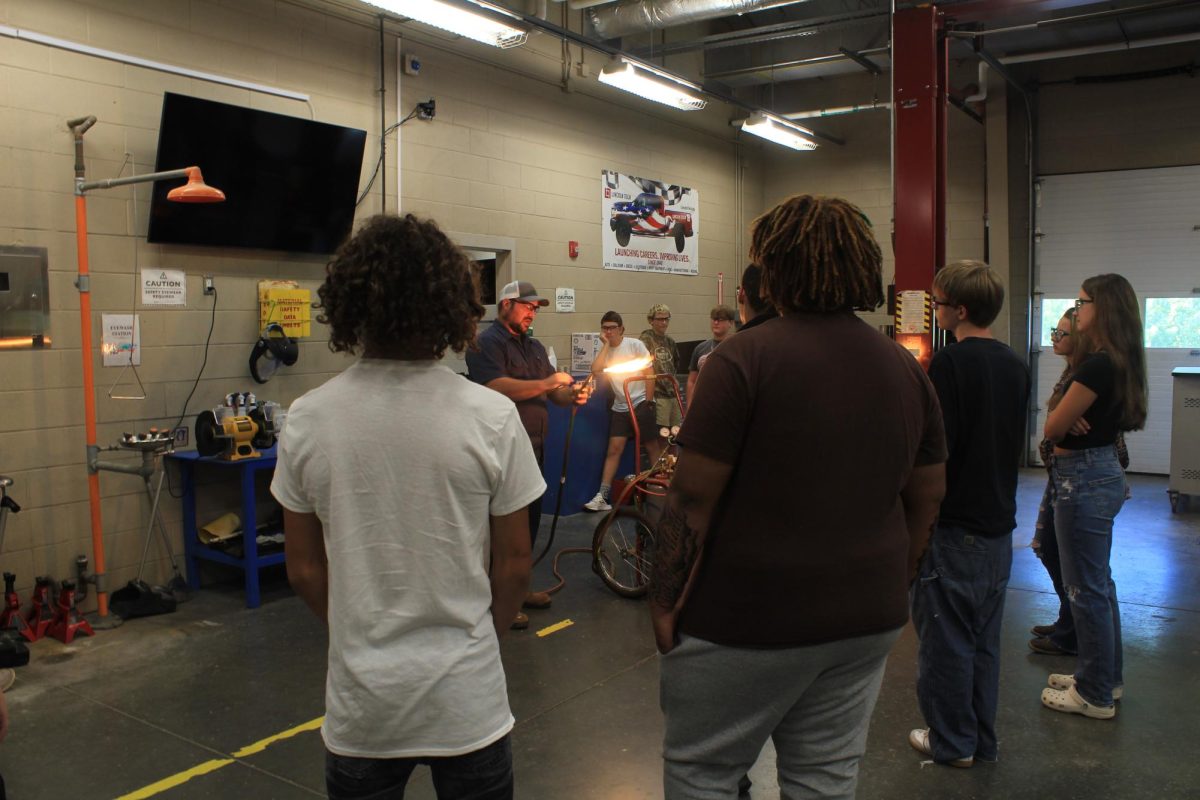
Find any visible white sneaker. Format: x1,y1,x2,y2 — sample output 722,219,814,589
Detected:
1041,685,1116,719
583,492,611,512
1048,673,1123,700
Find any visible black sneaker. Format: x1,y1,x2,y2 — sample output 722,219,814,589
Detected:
1029,637,1075,656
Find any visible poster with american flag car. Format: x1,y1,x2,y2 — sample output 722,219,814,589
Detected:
601,170,698,274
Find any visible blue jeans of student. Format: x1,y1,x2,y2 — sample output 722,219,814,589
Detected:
1051,445,1126,706
913,525,1012,763
1033,481,1077,651
325,735,513,800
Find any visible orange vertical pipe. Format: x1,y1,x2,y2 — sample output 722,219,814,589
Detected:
74,192,109,618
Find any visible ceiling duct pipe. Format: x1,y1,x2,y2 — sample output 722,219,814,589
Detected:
587,0,815,40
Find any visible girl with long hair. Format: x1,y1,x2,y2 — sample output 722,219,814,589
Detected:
1028,308,1129,657
1039,274,1147,719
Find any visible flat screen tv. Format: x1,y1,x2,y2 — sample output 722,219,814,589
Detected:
148,93,367,254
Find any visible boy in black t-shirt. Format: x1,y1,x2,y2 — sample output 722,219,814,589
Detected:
909,261,1030,768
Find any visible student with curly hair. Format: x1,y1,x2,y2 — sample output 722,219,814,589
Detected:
1040,274,1147,720
272,214,546,799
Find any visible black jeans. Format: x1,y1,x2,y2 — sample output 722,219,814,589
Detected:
325,734,513,800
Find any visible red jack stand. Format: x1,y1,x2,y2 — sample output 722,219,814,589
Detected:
47,580,94,644
24,576,55,642
0,572,33,642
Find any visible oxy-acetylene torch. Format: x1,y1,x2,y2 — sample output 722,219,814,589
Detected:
532,355,654,594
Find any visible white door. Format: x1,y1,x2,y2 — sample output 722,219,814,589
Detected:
1033,166,1200,474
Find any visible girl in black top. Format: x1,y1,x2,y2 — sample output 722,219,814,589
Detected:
1029,308,1129,656
1039,274,1147,719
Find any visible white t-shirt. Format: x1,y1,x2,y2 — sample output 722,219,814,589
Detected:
270,359,546,758
600,337,651,412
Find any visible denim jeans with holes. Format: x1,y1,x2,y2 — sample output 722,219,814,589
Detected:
1051,445,1126,706
325,734,513,800
913,524,1013,763
1032,481,1077,651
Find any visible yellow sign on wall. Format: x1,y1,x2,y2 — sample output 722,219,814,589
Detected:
258,281,311,338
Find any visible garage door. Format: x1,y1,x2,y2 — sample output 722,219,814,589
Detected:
1033,165,1200,474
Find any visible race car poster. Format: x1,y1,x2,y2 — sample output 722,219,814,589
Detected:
601,170,699,274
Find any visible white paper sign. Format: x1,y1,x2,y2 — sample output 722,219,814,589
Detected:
571,333,602,373
101,314,141,367
556,287,575,313
140,269,187,306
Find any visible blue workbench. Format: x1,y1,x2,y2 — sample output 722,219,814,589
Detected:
167,447,280,608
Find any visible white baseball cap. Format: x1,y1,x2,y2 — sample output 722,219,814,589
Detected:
498,280,549,307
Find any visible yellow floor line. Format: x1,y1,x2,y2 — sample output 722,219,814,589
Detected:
232,716,324,757
536,618,574,637
114,758,235,800
114,715,324,799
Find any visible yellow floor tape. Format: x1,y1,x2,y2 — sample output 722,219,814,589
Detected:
114,716,323,799
536,619,574,637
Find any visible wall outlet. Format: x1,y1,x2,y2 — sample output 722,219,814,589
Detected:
403,53,421,76
172,427,189,446
203,275,215,295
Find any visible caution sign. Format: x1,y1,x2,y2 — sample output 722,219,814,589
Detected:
895,289,931,334
141,269,186,306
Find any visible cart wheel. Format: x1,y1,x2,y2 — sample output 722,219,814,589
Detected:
592,507,656,598
1168,490,1179,514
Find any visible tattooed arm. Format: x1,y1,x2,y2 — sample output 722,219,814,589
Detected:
900,462,946,582
650,448,734,654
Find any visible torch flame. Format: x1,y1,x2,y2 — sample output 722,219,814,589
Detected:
603,355,653,375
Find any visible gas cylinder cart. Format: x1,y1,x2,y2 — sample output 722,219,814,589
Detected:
591,372,684,598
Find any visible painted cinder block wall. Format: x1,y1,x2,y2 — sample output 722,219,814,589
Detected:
0,0,762,604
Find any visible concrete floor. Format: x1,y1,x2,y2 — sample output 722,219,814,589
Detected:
2,470,1198,799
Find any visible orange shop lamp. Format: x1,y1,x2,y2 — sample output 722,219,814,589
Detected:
67,115,225,622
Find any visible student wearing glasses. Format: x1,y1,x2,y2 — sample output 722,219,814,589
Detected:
584,311,660,512
910,261,1029,768
1029,308,1130,659
640,304,682,431
1039,274,1146,720
467,280,591,629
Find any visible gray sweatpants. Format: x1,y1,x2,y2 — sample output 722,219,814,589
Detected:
659,627,902,800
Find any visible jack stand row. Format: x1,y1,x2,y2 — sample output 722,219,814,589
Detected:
0,573,94,645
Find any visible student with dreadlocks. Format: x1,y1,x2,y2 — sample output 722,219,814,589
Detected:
651,195,947,799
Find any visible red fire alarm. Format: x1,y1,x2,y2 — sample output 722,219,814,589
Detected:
568,240,579,259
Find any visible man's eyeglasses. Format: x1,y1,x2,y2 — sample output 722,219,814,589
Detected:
930,296,954,309
1049,328,1070,343
601,324,621,332
652,316,671,322
1074,298,1094,312
516,301,541,313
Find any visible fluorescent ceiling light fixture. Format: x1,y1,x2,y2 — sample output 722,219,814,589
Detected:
740,112,818,151
598,59,707,111
366,0,528,48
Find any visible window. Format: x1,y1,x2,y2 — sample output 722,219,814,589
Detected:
1039,298,1077,347
1145,297,1200,348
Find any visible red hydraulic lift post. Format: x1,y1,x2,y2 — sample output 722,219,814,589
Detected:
892,5,948,368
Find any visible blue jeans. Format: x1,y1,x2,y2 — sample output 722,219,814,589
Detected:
1051,446,1126,706
325,735,513,800
1033,481,1077,651
913,525,1012,762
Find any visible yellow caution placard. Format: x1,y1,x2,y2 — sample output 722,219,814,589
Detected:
258,280,311,338
895,289,932,335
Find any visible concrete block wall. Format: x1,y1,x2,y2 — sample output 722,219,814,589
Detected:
0,0,758,605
